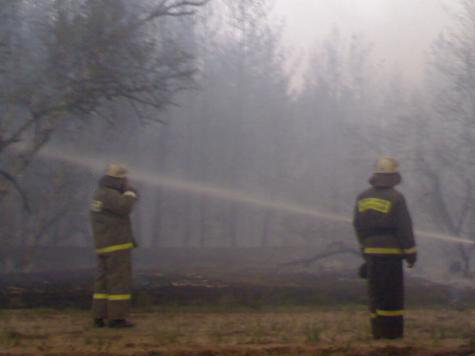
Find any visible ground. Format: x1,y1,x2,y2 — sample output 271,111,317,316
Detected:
0,307,475,356
1,247,475,355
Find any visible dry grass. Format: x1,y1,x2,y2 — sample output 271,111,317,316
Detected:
0,307,474,355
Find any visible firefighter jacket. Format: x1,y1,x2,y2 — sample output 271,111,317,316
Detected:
353,173,417,261
90,176,137,255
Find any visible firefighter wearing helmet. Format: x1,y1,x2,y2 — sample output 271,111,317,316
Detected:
353,156,417,339
90,163,138,328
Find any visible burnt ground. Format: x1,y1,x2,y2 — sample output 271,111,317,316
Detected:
0,268,468,310
0,247,475,355
0,246,474,309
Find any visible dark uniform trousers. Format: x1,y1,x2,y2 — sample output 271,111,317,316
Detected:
367,255,404,339
92,249,132,320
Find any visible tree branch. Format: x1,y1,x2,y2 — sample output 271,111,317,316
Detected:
279,247,360,268
0,169,31,213
456,179,472,234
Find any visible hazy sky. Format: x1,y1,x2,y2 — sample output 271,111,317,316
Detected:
273,0,454,84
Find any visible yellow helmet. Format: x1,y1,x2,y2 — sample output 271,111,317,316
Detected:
105,163,128,178
374,156,399,174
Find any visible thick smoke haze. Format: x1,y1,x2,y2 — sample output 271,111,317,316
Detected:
274,0,453,84
1,0,475,286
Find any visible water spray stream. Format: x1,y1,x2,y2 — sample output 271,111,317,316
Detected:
37,145,474,246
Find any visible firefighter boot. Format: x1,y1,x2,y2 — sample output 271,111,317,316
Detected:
381,316,403,339
371,317,382,340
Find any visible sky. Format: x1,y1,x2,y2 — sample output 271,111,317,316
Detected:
272,0,454,84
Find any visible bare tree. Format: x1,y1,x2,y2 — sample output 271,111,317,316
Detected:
0,0,208,269
413,0,475,277
0,0,208,196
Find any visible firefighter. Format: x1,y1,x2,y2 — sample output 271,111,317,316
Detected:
353,156,417,339
90,163,138,328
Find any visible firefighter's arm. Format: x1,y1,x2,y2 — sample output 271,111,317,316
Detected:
396,195,417,267
125,183,139,199
352,202,365,256
102,189,137,216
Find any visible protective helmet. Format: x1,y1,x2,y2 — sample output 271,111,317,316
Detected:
374,156,399,174
105,163,128,178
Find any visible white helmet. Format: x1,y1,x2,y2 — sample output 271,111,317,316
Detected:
374,156,399,174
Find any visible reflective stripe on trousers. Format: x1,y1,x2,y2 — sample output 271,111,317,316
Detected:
96,242,134,254
364,247,417,255
370,309,404,318
93,293,131,301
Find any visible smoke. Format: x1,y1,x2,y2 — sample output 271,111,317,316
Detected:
32,144,475,247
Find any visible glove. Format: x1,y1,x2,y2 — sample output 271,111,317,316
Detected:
124,184,139,199
405,253,417,268
358,262,367,279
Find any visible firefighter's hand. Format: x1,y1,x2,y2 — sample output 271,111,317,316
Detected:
124,189,138,200
405,254,417,268
124,184,139,199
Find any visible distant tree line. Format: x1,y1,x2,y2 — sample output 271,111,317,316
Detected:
2,0,475,278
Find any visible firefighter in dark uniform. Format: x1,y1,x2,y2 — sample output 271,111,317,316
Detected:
353,156,417,339
90,163,138,328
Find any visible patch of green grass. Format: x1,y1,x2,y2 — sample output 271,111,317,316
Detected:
304,322,321,344
0,329,22,347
